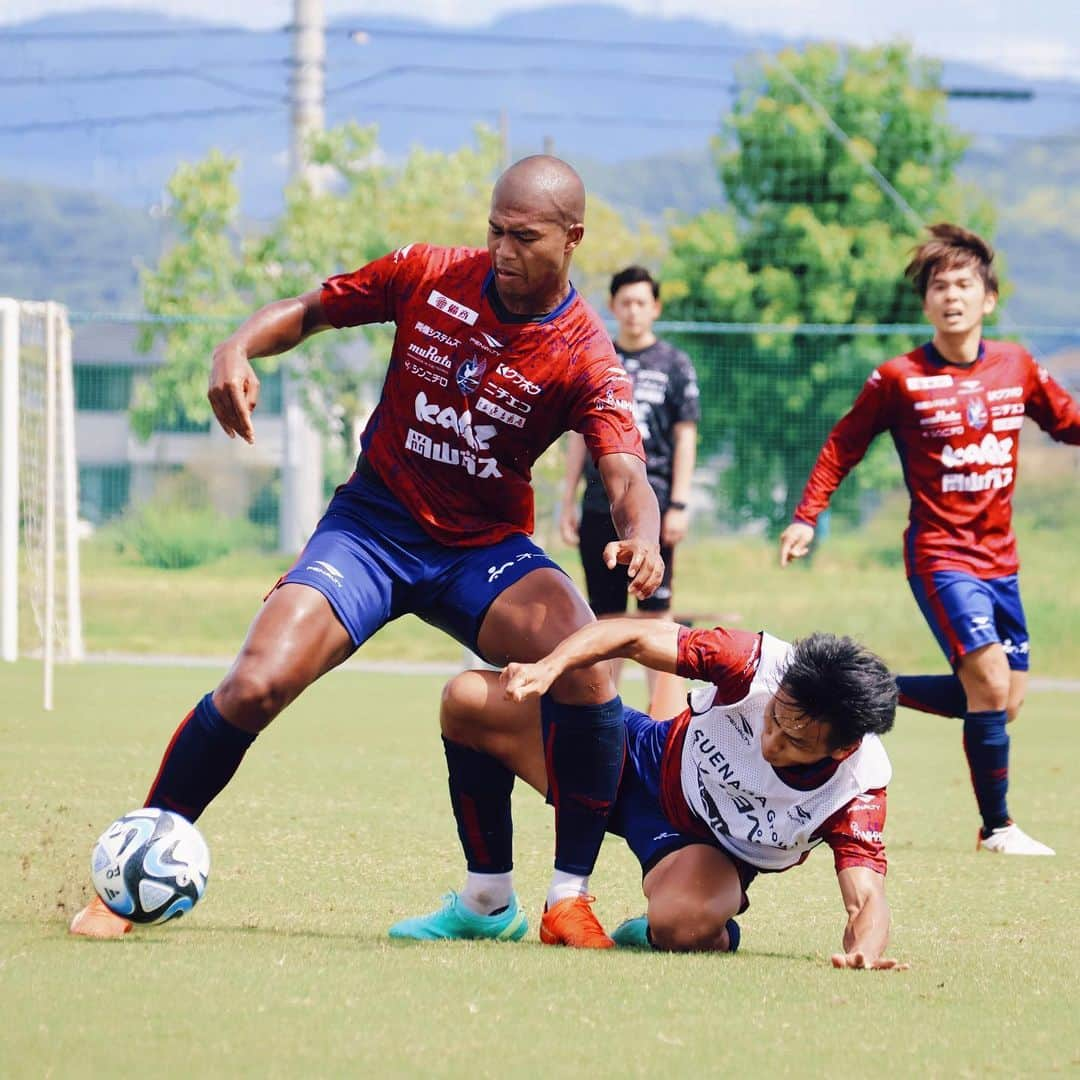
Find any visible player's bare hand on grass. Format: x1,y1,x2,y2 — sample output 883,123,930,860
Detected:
208,344,260,444
501,660,558,702
604,539,664,600
831,951,910,971
778,523,815,566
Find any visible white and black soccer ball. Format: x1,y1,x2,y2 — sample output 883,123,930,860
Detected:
90,808,210,924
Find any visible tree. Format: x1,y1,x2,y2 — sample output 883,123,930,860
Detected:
662,42,994,531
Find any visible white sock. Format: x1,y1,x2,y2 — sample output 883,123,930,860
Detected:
546,870,589,909
458,871,514,916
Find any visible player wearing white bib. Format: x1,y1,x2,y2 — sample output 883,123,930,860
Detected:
425,620,905,970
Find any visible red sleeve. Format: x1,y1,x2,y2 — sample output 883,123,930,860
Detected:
1025,356,1080,445
320,243,432,329
676,626,762,700
792,367,893,527
816,787,888,876
568,330,646,464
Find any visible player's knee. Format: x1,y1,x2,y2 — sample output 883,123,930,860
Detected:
647,899,732,953
216,665,292,731
549,660,617,704
440,673,485,739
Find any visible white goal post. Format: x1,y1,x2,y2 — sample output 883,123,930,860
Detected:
0,299,84,709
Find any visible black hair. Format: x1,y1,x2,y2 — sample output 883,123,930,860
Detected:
779,633,897,751
610,265,660,300
905,222,999,299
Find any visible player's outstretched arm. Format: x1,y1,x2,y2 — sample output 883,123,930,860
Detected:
778,521,815,566
502,618,681,702
597,452,663,600
208,289,331,444
831,866,909,971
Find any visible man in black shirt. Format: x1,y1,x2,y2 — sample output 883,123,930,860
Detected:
561,266,699,712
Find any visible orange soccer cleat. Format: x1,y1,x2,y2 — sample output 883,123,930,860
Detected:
69,895,133,939
539,895,614,949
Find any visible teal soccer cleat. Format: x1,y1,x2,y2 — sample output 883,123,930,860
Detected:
388,891,528,942
611,915,741,953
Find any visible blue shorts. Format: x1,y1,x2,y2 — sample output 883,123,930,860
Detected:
280,467,563,656
909,571,1030,671
544,705,757,907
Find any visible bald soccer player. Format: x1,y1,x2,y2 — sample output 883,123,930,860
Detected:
71,156,663,948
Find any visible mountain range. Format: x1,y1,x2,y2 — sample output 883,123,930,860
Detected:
1,5,1077,323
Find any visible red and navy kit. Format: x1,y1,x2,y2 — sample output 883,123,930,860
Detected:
322,243,644,547
793,340,1080,579
588,627,888,901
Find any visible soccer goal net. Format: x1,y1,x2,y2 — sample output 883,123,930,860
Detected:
1,299,84,708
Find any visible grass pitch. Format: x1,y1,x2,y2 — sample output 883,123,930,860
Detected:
1,660,1076,1077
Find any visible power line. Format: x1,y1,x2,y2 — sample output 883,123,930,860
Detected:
0,103,279,135
0,25,287,41
0,59,289,87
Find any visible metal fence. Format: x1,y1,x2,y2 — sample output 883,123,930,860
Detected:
68,316,1080,554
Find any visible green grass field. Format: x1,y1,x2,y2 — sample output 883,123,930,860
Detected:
2,660,1077,1077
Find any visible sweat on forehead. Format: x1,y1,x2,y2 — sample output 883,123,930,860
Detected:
491,155,586,226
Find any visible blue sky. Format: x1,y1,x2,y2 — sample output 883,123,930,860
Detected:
5,0,1079,79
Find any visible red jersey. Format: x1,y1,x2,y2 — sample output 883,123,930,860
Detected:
321,244,644,546
658,626,888,876
793,340,1080,578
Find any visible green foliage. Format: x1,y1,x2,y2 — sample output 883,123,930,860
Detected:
663,42,995,531
115,498,262,570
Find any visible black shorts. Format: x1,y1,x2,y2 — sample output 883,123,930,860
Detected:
578,509,674,616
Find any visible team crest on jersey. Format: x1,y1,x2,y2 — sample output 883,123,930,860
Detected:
455,355,487,395
966,398,988,430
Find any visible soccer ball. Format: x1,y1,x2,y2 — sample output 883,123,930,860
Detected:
90,808,210,924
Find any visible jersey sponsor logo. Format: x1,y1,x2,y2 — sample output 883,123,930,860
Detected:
427,289,479,326
484,382,532,415
476,396,526,428
966,399,988,429
868,370,883,386
920,409,961,426
471,330,504,353
971,615,991,628
407,341,452,369
850,821,884,844
941,467,1014,493
987,385,1023,402
495,364,542,396
727,709,754,746
941,433,1014,468
957,379,983,395
455,356,487,394
404,428,502,478
992,416,1024,432
906,375,953,390
914,396,957,410
991,403,1024,417
404,360,449,388
414,321,461,349
595,388,634,412
921,425,965,439
414,391,497,451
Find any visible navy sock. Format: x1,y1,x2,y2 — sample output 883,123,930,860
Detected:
962,709,1010,834
145,693,257,822
896,674,968,718
542,695,625,876
443,737,514,874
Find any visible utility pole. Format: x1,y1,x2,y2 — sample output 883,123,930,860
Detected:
280,0,326,553
498,108,511,170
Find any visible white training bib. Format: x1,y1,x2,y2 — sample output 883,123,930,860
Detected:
679,633,892,871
